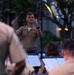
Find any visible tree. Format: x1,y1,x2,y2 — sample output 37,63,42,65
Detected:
4,0,36,11
43,0,74,38
3,0,37,15
0,0,4,20
3,0,38,25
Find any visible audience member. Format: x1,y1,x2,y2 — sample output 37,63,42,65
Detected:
46,42,59,56
49,39,74,75
38,42,59,74
0,22,27,75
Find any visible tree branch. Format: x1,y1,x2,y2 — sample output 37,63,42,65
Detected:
43,14,63,28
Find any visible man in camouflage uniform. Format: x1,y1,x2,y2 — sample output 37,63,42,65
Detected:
0,22,27,75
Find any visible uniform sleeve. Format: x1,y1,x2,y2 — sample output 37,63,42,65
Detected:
9,31,27,63
48,67,59,75
36,29,43,38
16,27,24,35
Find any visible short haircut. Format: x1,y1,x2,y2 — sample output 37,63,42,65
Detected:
26,12,34,16
61,39,74,56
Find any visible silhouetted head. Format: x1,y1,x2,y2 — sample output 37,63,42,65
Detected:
62,39,74,57
46,42,59,56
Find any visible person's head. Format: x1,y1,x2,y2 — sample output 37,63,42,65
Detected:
26,12,35,25
46,42,59,56
61,39,74,61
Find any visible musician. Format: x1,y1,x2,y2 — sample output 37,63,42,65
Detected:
11,12,43,53
0,22,27,75
49,39,74,75
38,42,59,74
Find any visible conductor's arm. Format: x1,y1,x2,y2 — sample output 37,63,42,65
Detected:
11,19,23,35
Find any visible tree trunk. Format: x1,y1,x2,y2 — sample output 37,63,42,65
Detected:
66,29,71,38
61,28,66,38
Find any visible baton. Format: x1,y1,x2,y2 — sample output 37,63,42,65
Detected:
15,11,24,21
11,11,24,26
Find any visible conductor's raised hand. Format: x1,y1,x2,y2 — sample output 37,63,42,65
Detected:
34,19,39,27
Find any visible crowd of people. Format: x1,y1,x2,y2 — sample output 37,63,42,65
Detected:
0,11,74,75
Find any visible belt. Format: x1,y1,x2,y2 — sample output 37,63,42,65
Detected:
27,47,37,50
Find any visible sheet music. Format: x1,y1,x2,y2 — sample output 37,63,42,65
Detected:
42,58,59,72
42,59,51,72
56,58,65,65
26,55,41,67
42,58,65,72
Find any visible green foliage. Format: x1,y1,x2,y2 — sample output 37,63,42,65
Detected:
3,0,38,25
4,0,37,13
42,30,63,48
